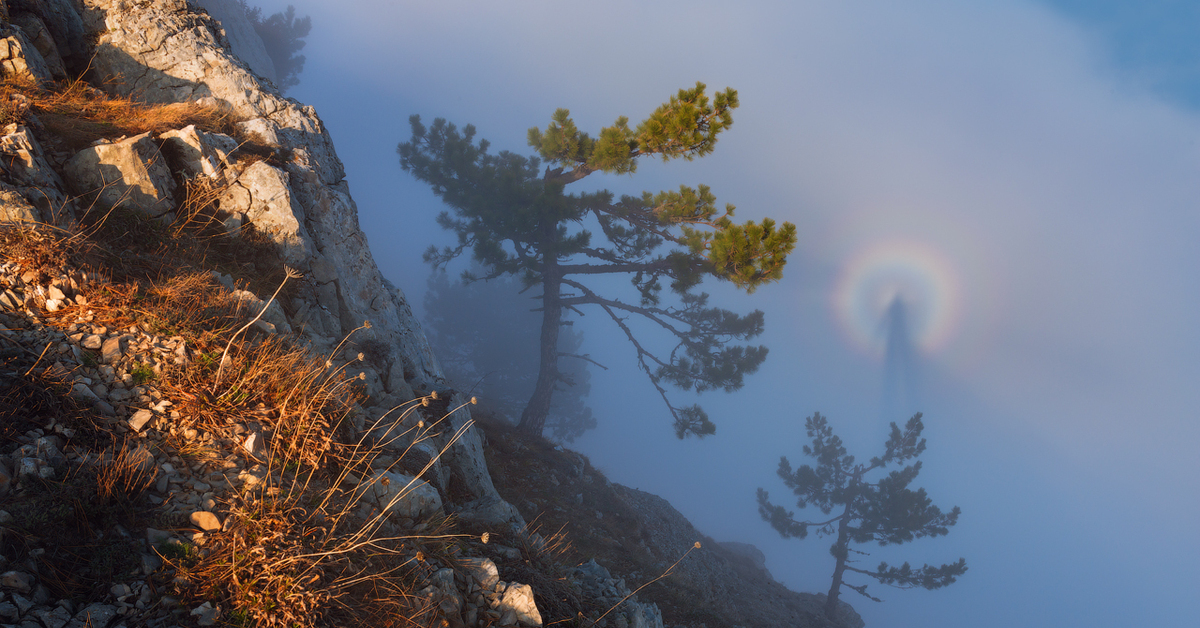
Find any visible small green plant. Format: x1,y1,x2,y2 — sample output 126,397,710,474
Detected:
158,540,199,565
81,350,98,367
130,362,156,385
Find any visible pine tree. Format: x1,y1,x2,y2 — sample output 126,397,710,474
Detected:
399,83,796,438
423,268,596,442
757,413,967,622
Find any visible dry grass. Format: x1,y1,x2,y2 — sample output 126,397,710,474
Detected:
95,436,159,502
167,377,478,628
0,76,237,149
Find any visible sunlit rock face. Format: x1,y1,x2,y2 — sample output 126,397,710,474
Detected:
190,0,277,85
0,0,519,527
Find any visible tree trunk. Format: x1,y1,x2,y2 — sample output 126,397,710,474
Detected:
518,224,562,436
825,503,855,621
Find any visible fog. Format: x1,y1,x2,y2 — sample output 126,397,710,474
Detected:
253,1,1198,626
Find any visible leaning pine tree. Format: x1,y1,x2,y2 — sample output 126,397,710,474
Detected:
399,83,797,437
757,413,967,622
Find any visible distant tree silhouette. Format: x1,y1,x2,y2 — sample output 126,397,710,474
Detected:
757,412,967,622
239,2,311,92
424,268,596,442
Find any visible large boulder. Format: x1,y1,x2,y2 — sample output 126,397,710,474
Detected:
64,133,177,218
219,161,314,265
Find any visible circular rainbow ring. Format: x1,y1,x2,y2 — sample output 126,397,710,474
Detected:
832,240,963,356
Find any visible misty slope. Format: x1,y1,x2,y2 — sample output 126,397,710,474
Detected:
478,416,864,628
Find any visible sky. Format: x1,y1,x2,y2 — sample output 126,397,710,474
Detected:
252,1,1199,626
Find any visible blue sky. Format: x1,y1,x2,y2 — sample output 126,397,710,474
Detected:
253,1,1199,626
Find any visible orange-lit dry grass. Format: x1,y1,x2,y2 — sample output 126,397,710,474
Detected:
0,76,236,148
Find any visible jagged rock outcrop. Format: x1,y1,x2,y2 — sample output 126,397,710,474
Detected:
0,0,520,528
191,0,277,85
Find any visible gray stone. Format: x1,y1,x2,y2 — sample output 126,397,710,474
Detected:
0,600,17,622
9,14,67,79
66,603,118,628
64,133,177,218
145,528,173,547
236,117,281,147
158,125,236,179
190,601,219,626
0,186,39,224
360,471,443,521
191,0,277,84
79,0,343,183
70,383,101,404
237,465,267,487
100,336,123,363
33,606,72,628
0,25,54,84
220,162,313,266
230,289,292,335
460,557,499,591
498,584,542,627
242,430,268,458
0,126,67,219
189,511,221,532
81,334,102,350
10,593,33,615
127,409,155,432
0,570,33,593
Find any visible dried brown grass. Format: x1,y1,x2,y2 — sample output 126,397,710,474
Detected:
167,374,478,627
0,76,237,149
95,436,159,502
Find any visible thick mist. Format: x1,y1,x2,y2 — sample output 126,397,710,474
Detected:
259,1,1200,626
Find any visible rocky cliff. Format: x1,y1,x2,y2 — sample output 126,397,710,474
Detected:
0,2,860,627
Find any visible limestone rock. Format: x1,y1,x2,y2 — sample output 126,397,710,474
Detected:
64,133,177,218
79,0,344,184
192,0,278,84
460,557,499,591
1,125,64,190
190,601,220,626
230,287,293,334
361,471,443,520
0,184,39,223
9,13,66,79
0,570,33,593
220,162,313,266
158,125,238,179
128,408,155,432
66,603,119,628
0,24,54,84
443,394,523,527
236,117,281,147
16,0,88,73
498,583,542,627
189,511,222,532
